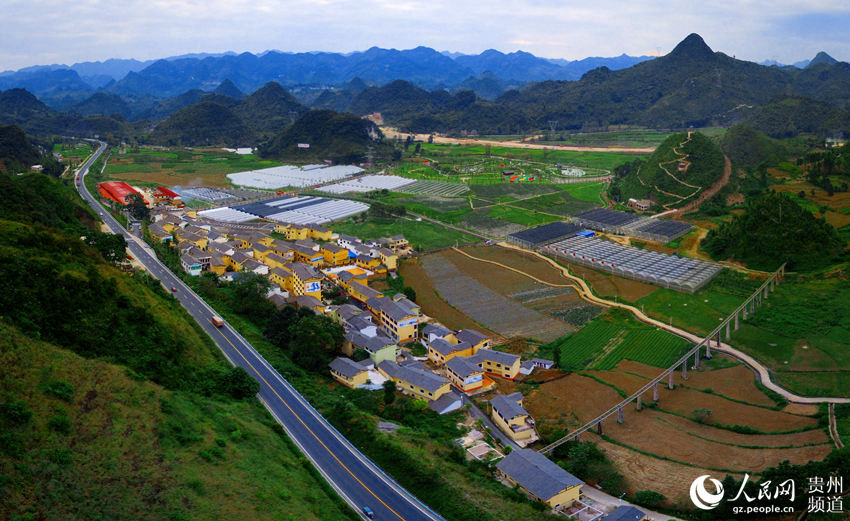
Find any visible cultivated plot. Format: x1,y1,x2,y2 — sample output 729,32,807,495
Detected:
421,254,570,341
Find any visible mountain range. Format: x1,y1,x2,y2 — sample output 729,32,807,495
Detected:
0,46,654,107
1,34,849,143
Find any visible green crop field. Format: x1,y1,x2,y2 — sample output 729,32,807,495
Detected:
594,328,689,370
103,147,281,186
332,216,478,251
544,310,691,372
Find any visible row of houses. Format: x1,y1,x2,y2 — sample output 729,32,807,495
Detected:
148,210,411,303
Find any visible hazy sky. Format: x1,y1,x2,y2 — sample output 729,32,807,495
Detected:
3,0,849,71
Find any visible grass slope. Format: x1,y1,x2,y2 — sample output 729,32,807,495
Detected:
0,322,354,521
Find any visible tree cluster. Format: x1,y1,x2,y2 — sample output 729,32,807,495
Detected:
264,306,345,372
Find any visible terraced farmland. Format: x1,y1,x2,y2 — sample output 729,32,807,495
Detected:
398,180,470,196
545,311,690,371
421,254,571,341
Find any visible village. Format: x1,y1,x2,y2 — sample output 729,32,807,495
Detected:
90,179,660,521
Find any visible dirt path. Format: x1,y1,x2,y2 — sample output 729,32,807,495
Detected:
672,154,733,216
382,127,655,154
454,243,850,404
829,403,845,449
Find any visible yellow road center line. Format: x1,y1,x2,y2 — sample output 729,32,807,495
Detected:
210,321,409,521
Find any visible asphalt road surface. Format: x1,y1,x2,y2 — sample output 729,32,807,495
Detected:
76,141,445,521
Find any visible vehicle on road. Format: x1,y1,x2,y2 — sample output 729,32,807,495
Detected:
171,287,177,292
211,316,225,327
362,506,375,519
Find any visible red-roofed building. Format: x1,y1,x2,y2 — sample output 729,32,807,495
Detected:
98,181,143,206
153,186,183,206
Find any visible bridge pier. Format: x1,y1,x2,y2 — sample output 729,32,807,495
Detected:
636,395,643,411
716,331,722,347
682,361,688,380
617,407,624,424
757,293,762,307
597,421,603,435
694,350,700,368
653,382,659,401
734,312,739,330
706,341,712,359
668,371,674,389
763,286,768,300
726,321,731,340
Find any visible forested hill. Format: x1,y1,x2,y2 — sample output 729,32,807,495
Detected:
702,191,844,271
609,131,726,208
336,34,850,134
260,109,394,163
147,82,307,145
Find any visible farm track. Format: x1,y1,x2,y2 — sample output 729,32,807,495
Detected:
829,403,845,449
382,128,656,154
456,243,850,404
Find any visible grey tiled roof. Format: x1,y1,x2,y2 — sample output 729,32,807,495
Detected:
422,324,453,338
378,361,448,393
380,299,415,321
603,506,646,521
329,357,368,379
445,357,481,379
468,349,519,367
429,338,471,357
346,330,396,354
490,392,527,420
428,391,463,414
496,449,583,500
456,329,489,346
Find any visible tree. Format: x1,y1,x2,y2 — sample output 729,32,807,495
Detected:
692,408,712,423
124,192,150,221
84,230,126,263
230,272,274,319
219,366,260,399
402,286,417,302
383,380,396,404
634,490,666,508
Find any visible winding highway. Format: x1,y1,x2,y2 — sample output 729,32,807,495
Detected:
76,141,445,521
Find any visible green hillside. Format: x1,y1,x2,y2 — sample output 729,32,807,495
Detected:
719,124,803,169
0,322,354,521
261,109,393,163
148,101,252,147
702,191,844,271
609,131,725,208
741,95,850,139
0,171,355,521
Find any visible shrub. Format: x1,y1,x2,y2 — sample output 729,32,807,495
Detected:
1,400,33,425
44,381,74,402
48,413,71,435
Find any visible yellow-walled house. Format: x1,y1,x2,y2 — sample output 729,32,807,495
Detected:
444,357,494,393
283,262,323,299
321,243,350,266
263,252,289,271
307,225,333,241
377,361,451,401
269,267,292,291
468,349,521,380
496,448,584,509
377,248,399,271
252,243,274,261
257,236,275,247
210,254,228,276
489,392,539,446
368,298,417,343
329,357,371,388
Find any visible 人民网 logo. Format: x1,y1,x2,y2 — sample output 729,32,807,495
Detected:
690,475,725,510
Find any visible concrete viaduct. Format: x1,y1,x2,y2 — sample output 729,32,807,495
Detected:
539,263,786,455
